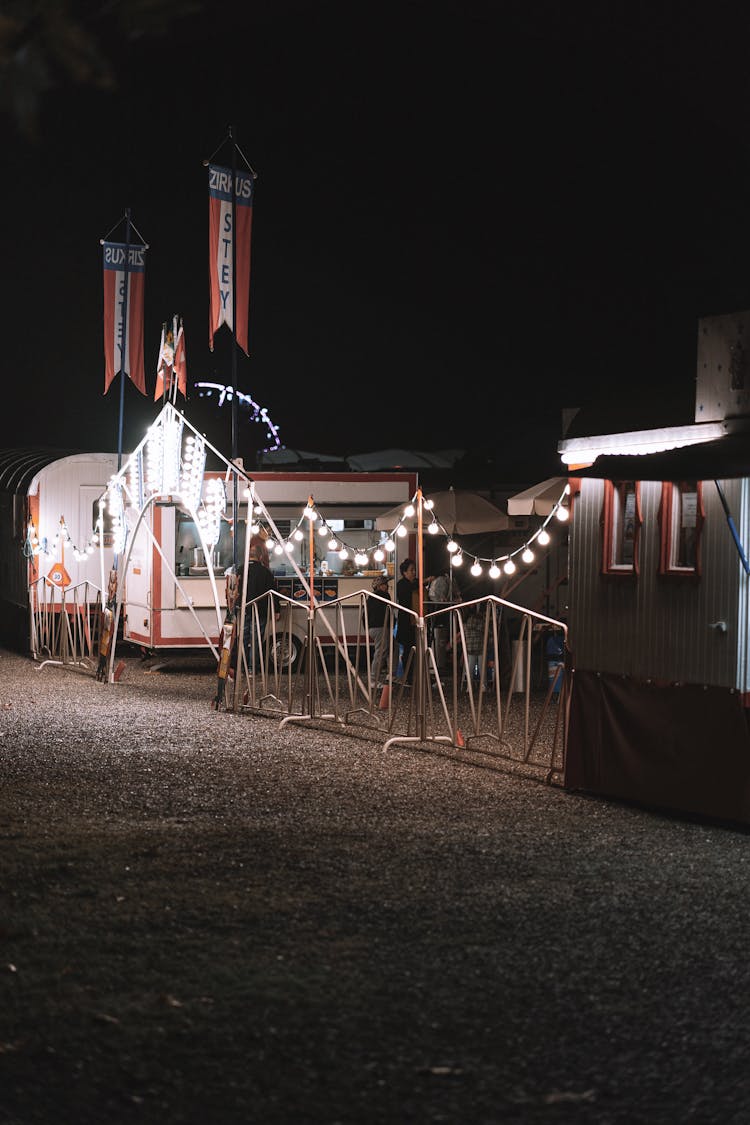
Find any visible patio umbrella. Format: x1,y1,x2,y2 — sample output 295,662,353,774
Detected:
506,477,569,517
375,487,510,534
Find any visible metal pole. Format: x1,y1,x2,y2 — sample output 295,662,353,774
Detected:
230,128,239,573
117,209,133,471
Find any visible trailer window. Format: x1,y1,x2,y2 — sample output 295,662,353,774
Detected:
601,480,641,576
658,480,703,577
91,495,114,547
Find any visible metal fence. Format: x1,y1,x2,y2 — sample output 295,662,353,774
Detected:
29,578,103,670
228,589,569,782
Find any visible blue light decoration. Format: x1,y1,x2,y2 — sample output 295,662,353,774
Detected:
194,381,283,452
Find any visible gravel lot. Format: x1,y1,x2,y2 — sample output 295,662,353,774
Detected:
2,645,750,1124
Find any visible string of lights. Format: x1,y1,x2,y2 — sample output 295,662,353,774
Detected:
23,405,570,581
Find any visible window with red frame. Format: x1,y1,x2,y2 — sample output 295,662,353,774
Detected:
602,480,641,575
658,480,704,577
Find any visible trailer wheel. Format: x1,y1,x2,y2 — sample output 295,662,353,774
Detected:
273,633,302,671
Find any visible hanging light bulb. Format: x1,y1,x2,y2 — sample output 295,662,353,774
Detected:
273,543,284,555
396,525,407,538
293,528,304,541
284,541,294,554
404,503,415,517
446,539,458,554
538,529,550,546
503,558,516,575
427,521,439,535
338,548,348,560
556,505,570,522
328,538,339,551
488,563,501,579
424,498,434,510
522,547,535,564
374,547,385,562
303,504,316,521
450,553,463,567
318,524,329,537
470,558,482,577
384,538,395,552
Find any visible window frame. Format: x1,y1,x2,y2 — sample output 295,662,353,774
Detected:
601,479,642,577
657,480,704,579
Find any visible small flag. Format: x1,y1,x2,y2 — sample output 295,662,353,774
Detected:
154,322,173,401
155,317,187,401
173,319,187,398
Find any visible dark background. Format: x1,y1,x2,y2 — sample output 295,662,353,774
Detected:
4,1,750,479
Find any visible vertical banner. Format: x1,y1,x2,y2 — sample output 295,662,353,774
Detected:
208,163,254,355
102,241,147,395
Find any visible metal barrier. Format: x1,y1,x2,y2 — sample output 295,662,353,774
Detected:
226,589,569,782
29,578,103,671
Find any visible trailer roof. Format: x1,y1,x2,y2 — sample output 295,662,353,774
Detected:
0,449,103,493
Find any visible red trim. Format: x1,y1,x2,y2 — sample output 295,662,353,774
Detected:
657,480,704,579
601,480,642,577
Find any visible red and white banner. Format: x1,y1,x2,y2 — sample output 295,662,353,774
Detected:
154,316,187,401
208,163,254,355
102,241,147,395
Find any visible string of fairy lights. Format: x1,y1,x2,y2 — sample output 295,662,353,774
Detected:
249,487,571,579
22,405,571,581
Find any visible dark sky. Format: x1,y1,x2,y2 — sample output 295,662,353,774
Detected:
5,1,750,475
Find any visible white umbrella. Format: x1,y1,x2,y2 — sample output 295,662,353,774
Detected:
375,487,509,534
506,477,569,517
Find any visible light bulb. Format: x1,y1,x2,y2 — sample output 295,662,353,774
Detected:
522,548,535,564
556,506,569,522
450,553,463,567
447,540,458,553
489,564,501,579
538,529,550,546
404,503,415,517
427,522,439,535
470,560,482,577
503,558,516,574
396,525,407,538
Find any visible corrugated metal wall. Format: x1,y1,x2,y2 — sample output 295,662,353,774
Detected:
568,477,747,689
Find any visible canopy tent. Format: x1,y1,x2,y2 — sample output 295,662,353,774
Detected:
506,477,569,517
375,488,510,534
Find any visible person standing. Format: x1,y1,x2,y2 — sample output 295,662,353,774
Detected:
368,573,392,688
461,604,485,692
238,534,277,676
395,558,433,684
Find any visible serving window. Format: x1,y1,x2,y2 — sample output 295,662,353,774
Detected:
601,480,641,576
658,480,704,578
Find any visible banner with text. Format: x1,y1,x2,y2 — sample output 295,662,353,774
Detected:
208,163,254,355
102,241,147,395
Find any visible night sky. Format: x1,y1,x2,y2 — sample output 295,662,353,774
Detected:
4,2,750,478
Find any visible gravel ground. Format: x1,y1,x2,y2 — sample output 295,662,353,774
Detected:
2,645,750,1124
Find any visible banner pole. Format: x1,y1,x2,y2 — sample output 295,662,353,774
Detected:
230,127,239,574
117,209,132,471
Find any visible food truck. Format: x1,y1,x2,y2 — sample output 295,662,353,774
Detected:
121,467,418,667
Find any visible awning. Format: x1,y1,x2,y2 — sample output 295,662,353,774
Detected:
570,432,750,481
